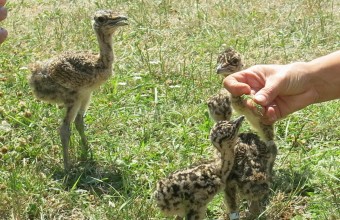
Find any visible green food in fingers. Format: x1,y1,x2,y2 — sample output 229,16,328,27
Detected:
241,94,264,116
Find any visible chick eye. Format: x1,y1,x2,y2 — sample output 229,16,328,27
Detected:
96,17,105,23
230,58,238,65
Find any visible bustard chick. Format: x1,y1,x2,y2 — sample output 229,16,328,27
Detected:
207,47,243,126
216,47,244,76
208,94,275,219
207,88,232,122
29,10,128,171
210,47,278,218
154,116,244,220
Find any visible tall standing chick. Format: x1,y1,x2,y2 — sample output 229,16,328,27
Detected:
29,10,128,171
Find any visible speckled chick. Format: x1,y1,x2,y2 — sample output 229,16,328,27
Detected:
210,47,278,219
207,88,232,122
154,116,244,220
208,92,275,219
216,47,244,76
208,47,244,134
226,132,273,219
29,10,128,171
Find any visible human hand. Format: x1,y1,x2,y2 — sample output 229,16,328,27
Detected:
223,63,319,124
0,0,8,44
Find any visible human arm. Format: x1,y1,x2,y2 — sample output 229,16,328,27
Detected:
223,50,340,124
0,0,8,44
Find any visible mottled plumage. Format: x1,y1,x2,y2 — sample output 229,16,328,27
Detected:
225,132,274,218
207,89,232,122
29,10,128,170
209,95,276,218
216,47,244,76
154,116,244,220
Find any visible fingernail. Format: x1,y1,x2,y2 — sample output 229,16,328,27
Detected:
0,27,8,35
270,115,277,123
0,7,7,20
255,94,266,103
0,28,8,44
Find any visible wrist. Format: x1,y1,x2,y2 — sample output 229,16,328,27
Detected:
285,61,318,98
307,51,340,103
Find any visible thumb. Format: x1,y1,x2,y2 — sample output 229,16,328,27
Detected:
254,79,281,106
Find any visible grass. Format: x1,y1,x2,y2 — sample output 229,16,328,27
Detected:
0,0,339,219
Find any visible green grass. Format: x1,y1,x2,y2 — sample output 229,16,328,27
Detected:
0,0,339,219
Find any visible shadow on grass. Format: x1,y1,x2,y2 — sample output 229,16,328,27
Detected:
272,167,315,196
262,167,315,219
51,160,124,195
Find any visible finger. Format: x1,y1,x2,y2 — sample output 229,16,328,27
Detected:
223,75,251,96
244,98,267,118
0,0,6,7
261,89,318,124
0,27,7,44
261,106,279,125
0,6,7,21
254,77,282,106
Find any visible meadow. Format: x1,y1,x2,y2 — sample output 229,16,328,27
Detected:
0,0,339,219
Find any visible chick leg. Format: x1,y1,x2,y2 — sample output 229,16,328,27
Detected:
75,95,92,161
75,113,90,161
186,209,205,220
60,103,81,171
248,200,261,216
224,182,240,219
60,120,71,171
